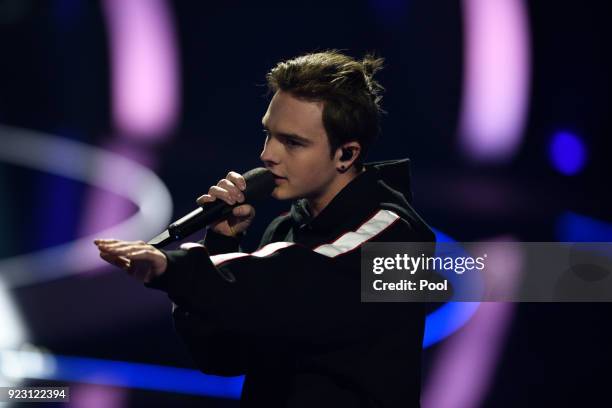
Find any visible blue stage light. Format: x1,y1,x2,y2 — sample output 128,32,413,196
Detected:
48,354,243,399
556,212,612,242
423,228,481,347
549,131,587,175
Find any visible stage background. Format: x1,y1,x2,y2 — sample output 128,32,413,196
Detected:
1,1,611,406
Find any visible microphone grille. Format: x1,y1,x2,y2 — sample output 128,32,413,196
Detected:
243,167,275,201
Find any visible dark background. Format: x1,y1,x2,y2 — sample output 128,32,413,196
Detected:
1,0,611,406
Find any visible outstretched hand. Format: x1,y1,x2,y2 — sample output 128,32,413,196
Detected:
94,239,167,283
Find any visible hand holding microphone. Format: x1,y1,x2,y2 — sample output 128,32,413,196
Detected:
196,171,255,238
157,167,274,245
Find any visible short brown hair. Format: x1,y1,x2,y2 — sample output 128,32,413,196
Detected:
266,50,385,166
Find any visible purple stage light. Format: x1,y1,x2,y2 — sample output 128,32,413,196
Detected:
102,0,180,139
75,0,180,277
423,238,522,408
459,0,531,162
549,131,587,175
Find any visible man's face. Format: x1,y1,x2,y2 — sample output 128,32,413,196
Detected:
260,91,338,201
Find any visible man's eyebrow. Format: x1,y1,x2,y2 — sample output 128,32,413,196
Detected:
262,125,311,144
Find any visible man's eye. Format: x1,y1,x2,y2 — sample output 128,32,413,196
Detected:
285,139,301,147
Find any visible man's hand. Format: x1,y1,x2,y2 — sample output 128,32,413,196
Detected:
196,171,256,237
94,239,167,283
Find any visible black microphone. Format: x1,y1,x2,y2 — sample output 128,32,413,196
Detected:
148,167,274,248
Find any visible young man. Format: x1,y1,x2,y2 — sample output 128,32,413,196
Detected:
96,51,435,407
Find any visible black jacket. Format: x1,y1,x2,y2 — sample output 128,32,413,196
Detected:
145,158,436,407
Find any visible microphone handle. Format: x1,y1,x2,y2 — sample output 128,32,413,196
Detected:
168,201,235,238
147,202,236,248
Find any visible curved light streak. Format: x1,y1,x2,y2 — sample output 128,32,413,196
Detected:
0,125,172,289
0,279,28,394
459,0,531,161
424,229,481,347
423,238,522,408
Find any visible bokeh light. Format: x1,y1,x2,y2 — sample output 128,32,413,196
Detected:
549,131,587,175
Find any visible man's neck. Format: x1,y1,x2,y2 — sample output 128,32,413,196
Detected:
306,167,366,218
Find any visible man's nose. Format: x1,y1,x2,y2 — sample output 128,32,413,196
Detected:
260,137,280,165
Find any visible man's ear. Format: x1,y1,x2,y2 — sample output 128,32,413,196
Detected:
335,142,362,170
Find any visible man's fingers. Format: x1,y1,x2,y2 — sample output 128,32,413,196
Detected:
226,171,246,191
96,240,145,250
99,246,162,284
94,239,119,245
197,172,245,207
208,185,236,205
100,243,150,255
232,204,255,218
100,252,130,269
117,255,131,265
218,179,244,202
196,194,215,206
99,251,129,263
127,249,157,258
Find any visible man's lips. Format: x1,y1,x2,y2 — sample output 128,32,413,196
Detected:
271,173,287,184
269,172,287,179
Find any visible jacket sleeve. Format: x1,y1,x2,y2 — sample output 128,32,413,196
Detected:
143,217,286,376
148,209,434,345
202,228,243,255
170,304,249,376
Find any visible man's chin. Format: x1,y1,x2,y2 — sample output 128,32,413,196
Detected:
271,186,297,201
270,187,282,200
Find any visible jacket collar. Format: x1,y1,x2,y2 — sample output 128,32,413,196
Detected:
289,158,412,233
